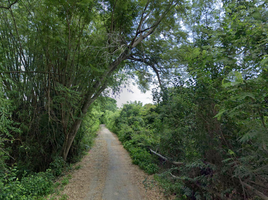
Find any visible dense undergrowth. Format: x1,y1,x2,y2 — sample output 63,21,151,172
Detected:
0,0,267,199
105,78,268,200
105,102,160,175
0,95,106,199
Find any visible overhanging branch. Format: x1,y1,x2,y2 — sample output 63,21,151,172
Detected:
129,56,162,87
131,1,178,48
0,71,67,75
0,0,18,9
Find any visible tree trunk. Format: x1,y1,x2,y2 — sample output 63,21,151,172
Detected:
61,49,130,160
61,89,97,160
62,117,83,161
60,1,176,160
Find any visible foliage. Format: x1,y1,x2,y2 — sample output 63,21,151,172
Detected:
0,167,54,200
108,49,268,199
0,0,181,168
0,90,102,199
99,97,118,124
49,157,66,176
1,0,268,199
103,109,121,133
146,0,268,199
69,101,102,163
0,77,20,174
109,101,160,174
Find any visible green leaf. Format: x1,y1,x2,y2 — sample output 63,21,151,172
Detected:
214,108,227,120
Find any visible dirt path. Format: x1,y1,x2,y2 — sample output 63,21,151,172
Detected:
55,125,169,200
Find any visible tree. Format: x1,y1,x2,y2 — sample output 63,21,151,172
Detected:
0,0,183,165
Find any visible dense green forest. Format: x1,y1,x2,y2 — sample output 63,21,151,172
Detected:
0,0,267,199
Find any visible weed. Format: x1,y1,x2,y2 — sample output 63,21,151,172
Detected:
54,182,60,188
61,177,69,186
75,165,82,170
59,194,68,200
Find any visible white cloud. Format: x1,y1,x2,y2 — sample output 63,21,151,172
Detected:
115,84,153,108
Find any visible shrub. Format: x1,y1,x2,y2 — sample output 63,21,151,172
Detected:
49,156,66,176
0,168,54,200
20,170,54,196
129,147,158,174
106,102,160,175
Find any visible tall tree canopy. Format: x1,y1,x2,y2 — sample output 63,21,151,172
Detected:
1,0,268,198
0,0,183,166
106,0,268,199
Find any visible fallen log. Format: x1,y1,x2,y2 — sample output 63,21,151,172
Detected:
149,149,184,166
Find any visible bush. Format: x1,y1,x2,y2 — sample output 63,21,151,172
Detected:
49,156,66,176
118,125,134,143
106,102,160,175
0,167,54,200
20,170,54,196
128,146,159,174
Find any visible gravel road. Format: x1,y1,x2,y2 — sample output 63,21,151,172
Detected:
52,125,169,200
85,125,142,200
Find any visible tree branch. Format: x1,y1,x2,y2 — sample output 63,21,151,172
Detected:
131,1,177,48
137,25,157,35
0,71,66,75
134,0,150,40
129,56,162,87
241,181,268,200
0,0,18,9
62,0,179,161
150,149,184,166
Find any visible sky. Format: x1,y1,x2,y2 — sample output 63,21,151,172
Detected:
113,83,154,108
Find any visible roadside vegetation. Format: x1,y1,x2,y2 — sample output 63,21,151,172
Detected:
0,0,267,199
0,97,115,199
104,0,268,198
106,77,268,199
0,0,172,197
106,102,160,175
